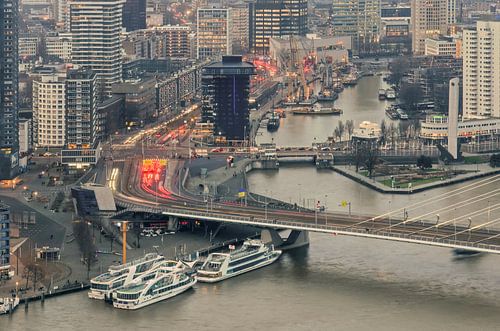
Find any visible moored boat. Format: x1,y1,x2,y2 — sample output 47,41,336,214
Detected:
453,248,482,259
386,88,396,100
378,89,386,100
88,253,165,301
0,296,19,315
292,104,342,115
197,239,281,283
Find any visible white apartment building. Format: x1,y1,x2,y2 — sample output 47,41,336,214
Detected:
197,7,232,60
463,21,500,119
424,35,461,57
19,36,40,58
46,32,72,61
412,0,455,54
69,0,125,97
33,74,67,147
229,4,249,54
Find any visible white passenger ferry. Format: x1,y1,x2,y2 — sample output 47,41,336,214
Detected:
0,296,19,315
112,266,196,310
197,239,282,283
88,253,165,301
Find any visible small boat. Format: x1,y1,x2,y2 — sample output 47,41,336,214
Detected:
397,108,408,120
197,239,281,283
386,88,396,100
378,89,386,100
0,296,19,315
267,113,280,131
292,105,342,115
453,248,482,259
385,106,399,120
113,268,196,310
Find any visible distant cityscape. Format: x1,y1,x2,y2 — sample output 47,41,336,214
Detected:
1,0,500,325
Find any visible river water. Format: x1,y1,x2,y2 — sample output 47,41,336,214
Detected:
3,75,500,330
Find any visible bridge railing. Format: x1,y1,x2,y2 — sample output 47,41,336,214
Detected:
114,200,500,252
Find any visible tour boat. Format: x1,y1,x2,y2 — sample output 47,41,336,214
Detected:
0,296,19,315
196,239,282,283
112,267,196,310
386,88,396,100
88,253,165,301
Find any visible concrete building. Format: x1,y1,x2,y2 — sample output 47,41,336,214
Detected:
249,0,308,54
123,0,146,32
19,35,40,58
112,78,157,125
0,0,20,179
123,25,191,59
412,0,455,54
197,7,232,60
420,114,500,141
330,0,381,53
0,203,11,279
45,32,72,61
19,118,32,155
230,3,249,54
33,73,67,148
424,35,461,57
202,55,255,140
69,0,125,97
463,21,500,119
61,69,100,168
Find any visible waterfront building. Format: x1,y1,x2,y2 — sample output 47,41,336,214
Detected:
0,203,11,279
249,0,308,54
197,7,232,60
123,25,191,59
463,21,500,119
330,0,381,54
201,55,255,140
61,69,101,168
420,115,500,141
412,0,456,54
123,0,146,31
0,0,20,180
69,0,125,97
32,73,67,148
424,35,462,58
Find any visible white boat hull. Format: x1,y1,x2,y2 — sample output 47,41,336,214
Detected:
0,297,19,315
113,278,196,310
197,251,281,283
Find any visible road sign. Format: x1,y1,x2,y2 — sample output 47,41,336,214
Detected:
238,191,246,198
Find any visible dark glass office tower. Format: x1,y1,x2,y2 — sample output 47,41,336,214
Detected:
249,0,308,54
123,0,147,31
0,0,19,179
202,56,255,141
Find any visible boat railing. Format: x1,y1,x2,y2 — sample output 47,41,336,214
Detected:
109,253,160,271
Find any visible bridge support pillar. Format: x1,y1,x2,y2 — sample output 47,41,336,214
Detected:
260,229,309,250
168,216,178,231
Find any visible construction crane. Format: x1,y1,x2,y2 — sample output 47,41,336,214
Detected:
288,35,310,101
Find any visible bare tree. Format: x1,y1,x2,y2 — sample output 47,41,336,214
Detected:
73,220,97,280
364,141,379,178
389,122,396,149
380,119,388,145
345,120,354,141
23,263,45,290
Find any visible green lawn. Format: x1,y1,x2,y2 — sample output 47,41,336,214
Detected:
379,176,444,189
463,156,487,164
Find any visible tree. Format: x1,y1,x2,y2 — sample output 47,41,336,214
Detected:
23,262,45,290
364,141,379,178
417,155,433,169
73,220,97,280
345,120,354,141
334,120,345,143
399,83,423,112
389,122,396,149
380,119,388,145
388,58,409,87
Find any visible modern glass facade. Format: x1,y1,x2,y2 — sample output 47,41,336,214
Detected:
202,56,255,140
0,203,11,278
249,0,308,54
0,0,20,179
123,0,146,32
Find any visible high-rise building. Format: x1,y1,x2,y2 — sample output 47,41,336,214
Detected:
201,55,255,140
230,3,250,54
463,21,500,119
197,8,232,60
33,74,67,148
249,0,308,54
0,0,20,180
411,0,456,54
61,69,101,167
331,0,381,53
69,0,125,97
123,0,146,32
0,203,11,279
